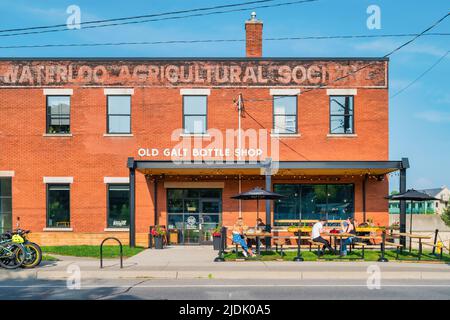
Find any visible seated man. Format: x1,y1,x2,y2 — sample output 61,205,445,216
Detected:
246,218,266,249
311,218,336,255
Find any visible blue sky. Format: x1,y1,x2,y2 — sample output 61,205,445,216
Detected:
0,0,449,191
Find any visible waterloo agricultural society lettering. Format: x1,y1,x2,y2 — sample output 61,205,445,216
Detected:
0,60,387,87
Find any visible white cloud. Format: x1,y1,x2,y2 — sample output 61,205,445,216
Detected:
353,39,449,58
414,110,450,123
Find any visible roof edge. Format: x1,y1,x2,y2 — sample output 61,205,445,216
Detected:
0,56,390,61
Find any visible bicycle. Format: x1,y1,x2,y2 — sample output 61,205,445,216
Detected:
0,233,26,269
3,229,42,268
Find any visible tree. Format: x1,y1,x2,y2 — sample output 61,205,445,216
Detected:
441,205,450,227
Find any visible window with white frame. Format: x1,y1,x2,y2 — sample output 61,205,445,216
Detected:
183,95,207,134
329,95,354,134
273,95,297,134
107,95,131,134
46,96,70,134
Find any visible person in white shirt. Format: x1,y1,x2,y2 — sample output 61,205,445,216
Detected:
311,218,335,254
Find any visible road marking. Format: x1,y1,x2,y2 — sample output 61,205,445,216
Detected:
1,284,450,288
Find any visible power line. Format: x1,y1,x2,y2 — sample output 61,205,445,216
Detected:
383,13,450,57
0,0,277,33
243,109,310,160
240,13,450,154
245,12,450,102
0,0,319,38
390,50,449,99
1,33,449,49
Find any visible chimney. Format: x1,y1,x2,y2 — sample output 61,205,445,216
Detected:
245,12,263,58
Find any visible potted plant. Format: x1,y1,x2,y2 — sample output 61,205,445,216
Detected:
151,225,166,249
389,221,400,230
212,226,222,250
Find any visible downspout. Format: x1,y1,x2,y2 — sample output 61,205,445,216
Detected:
154,177,158,225
362,174,368,222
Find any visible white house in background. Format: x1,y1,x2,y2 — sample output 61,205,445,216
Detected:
421,186,450,215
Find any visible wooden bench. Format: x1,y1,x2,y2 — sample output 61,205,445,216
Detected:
308,240,327,257
351,242,367,259
269,236,311,256
384,241,403,260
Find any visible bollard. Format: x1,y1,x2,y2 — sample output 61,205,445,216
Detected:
432,229,439,255
214,226,226,262
293,227,304,262
377,230,388,262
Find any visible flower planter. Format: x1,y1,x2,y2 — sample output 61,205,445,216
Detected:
154,236,164,249
213,236,222,251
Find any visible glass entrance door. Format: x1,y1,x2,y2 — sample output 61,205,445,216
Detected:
167,189,222,245
199,200,221,244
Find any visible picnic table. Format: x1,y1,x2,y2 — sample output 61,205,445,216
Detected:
287,226,384,233
323,232,356,255
396,232,431,260
244,231,272,255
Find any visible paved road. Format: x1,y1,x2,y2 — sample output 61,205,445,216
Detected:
1,278,449,300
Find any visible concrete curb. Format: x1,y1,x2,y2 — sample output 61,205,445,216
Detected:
2,270,450,281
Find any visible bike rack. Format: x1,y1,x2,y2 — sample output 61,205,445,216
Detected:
100,237,123,269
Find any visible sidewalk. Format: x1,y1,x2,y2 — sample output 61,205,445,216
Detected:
3,246,450,281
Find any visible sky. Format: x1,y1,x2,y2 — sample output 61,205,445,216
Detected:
0,0,448,191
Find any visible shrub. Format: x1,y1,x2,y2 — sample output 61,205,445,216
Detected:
441,206,450,227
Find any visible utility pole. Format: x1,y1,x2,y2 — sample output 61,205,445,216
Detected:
237,93,243,156
236,93,243,218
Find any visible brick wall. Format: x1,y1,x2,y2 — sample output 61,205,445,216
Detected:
0,59,389,246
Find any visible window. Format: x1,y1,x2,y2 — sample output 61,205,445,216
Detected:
329,96,354,134
0,178,12,234
183,96,207,134
274,184,354,225
107,95,131,134
47,96,70,134
273,96,297,134
47,184,70,228
107,184,130,228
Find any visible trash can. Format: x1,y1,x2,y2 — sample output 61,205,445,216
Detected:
169,229,179,245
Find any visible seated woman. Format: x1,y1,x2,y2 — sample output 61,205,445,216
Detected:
232,218,254,257
340,217,357,256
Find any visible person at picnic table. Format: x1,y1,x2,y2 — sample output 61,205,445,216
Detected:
232,218,255,257
340,217,358,256
246,218,266,250
311,218,336,254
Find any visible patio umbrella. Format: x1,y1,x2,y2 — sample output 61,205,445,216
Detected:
386,189,439,250
231,187,286,222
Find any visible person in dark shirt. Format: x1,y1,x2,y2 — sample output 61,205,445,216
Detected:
340,217,357,256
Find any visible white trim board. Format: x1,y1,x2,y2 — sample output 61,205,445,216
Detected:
104,177,130,184
326,89,357,96
180,88,211,96
43,88,73,95
104,88,134,95
43,177,73,184
0,171,15,177
269,89,300,96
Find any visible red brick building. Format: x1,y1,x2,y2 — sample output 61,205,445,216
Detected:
0,15,409,247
